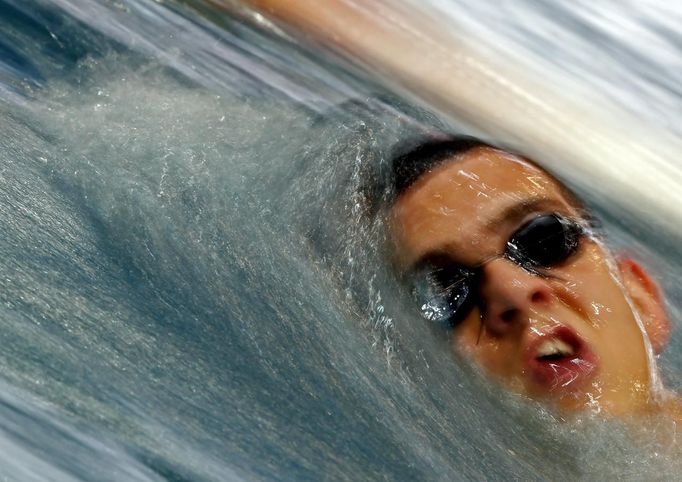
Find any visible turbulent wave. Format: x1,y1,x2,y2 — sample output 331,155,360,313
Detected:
0,0,679,480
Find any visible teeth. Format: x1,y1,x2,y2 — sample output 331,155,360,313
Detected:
536,338,575,358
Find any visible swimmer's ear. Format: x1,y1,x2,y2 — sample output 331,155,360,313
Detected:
618,258,671,355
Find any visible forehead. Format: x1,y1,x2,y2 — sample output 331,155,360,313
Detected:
391,147,577,267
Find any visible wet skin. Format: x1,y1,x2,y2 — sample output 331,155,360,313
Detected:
391,147,671,415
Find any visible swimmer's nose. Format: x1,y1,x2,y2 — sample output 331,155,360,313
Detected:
479,258,552,336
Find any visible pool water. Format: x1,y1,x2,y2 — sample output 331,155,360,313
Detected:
0,0,680,480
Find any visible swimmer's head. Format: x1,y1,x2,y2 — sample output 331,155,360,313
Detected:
388,137,672,415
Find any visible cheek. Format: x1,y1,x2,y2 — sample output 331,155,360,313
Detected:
551,243,627,323
552,243,649,362
450,310,520,379
451,309,483,350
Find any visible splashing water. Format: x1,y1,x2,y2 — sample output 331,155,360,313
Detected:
0,0,680,480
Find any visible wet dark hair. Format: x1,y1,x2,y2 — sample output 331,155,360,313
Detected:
391,135,492,197
389,135,587,213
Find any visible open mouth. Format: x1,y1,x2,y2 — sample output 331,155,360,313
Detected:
525,326,598,392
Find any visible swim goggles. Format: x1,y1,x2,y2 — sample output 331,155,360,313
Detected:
411,213,583,329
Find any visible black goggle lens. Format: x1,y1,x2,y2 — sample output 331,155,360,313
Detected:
412,265,479,329
412,213,582,329
506,213,581,268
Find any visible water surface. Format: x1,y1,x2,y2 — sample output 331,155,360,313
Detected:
0,0,680,480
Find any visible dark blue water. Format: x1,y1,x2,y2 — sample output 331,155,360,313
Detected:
0,1,679,480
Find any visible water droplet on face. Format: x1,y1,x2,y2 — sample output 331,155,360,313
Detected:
457,169,479,181
590,302,611,315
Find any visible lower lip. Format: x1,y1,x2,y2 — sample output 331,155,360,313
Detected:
525,329,598,392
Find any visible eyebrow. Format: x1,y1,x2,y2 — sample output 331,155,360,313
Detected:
485,196,567,232
408,196,569,272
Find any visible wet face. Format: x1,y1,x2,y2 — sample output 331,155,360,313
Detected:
391,147,664,415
